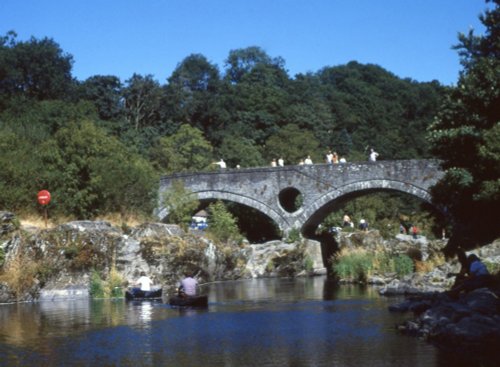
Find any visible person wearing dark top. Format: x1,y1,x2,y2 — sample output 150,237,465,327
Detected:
448,253,491,298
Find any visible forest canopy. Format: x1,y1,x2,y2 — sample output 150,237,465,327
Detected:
0,26,455,228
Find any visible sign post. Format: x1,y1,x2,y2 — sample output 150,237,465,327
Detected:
37,190,51,228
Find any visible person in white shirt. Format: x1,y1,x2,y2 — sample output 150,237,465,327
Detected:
369,149,379,162
304,155,313,165
136,271,153,291
326,151,333,164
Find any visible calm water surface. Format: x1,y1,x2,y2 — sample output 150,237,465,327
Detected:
0,277,496,366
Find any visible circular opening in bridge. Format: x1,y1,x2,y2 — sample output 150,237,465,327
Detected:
279,187,303,213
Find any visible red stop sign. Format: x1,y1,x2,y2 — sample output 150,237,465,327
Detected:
37,190,51,205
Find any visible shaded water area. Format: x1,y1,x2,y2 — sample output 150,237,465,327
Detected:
0,277,496,366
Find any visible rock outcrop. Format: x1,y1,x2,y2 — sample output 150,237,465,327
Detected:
0,213,324,303
389,286,500,352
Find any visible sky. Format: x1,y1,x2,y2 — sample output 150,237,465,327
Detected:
0,0,491,86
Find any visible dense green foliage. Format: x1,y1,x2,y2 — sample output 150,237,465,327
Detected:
320,192,443,239
2,16,483,234
206,201,242,243
427,0,500,251
161,181,199,230
333,248,414,282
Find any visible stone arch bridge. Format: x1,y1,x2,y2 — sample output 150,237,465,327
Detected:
156,160,444,236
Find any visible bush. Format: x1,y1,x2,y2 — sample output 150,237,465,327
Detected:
108,267,124,298
304,256,314,273
162,180,199,230
207,201,242,243
374,251,393,274
393,255,414,277
89,268,124,298
332,248,416,282
0,254,39,299
333,249,374,282
89,270,105,298
485,261,500,275
286,228,301,243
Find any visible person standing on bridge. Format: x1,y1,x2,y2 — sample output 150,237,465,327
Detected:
326,150,333,164
278,157,284,167
213,159,226,170
304,155,313,165
369,148,379,162
332,152,339,164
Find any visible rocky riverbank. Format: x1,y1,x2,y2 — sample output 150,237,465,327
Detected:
0,211,325,303
332,226,500,352
389,285,500,353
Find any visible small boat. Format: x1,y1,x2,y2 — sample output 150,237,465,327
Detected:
125,288,162,301
169,294,208,308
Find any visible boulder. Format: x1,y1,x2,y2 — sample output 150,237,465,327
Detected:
390,287,500,352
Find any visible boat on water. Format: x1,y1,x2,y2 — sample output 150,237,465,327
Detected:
169,294,208,308
125,288,163,301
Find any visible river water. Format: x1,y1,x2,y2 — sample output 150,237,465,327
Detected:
0,277,495,366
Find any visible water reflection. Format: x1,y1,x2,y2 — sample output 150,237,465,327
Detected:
0,277,498,366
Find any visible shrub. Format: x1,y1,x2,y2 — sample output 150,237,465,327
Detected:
304,256,314,273
333,248,374,282
332,248,417,282
394,255,414,277
108,267,124,298
286,228,301,243
207,201,242,243
373,251,393,274
485,261,500,275
89,270,105,298
0,254,39,299
162,180,199,230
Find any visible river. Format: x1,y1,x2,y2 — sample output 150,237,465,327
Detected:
0,277,495,366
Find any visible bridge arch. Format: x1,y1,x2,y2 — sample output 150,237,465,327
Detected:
299,179,437,234
158,189,293,232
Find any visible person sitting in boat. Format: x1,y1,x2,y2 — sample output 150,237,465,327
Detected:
132,271,153,296
178,271,198,297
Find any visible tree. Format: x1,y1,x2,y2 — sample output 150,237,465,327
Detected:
207,201,242,243
161,180,199,230
149,124,213,174
317,61,445,160
37,121,157,218
0,32,74,105
0,99,98,140
79,75,123,121
163,54,222,135
427,0,500,252
264,124,321,164
216,135,264,168
123,73,163,131
224,46,285,84
0,129,42,212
